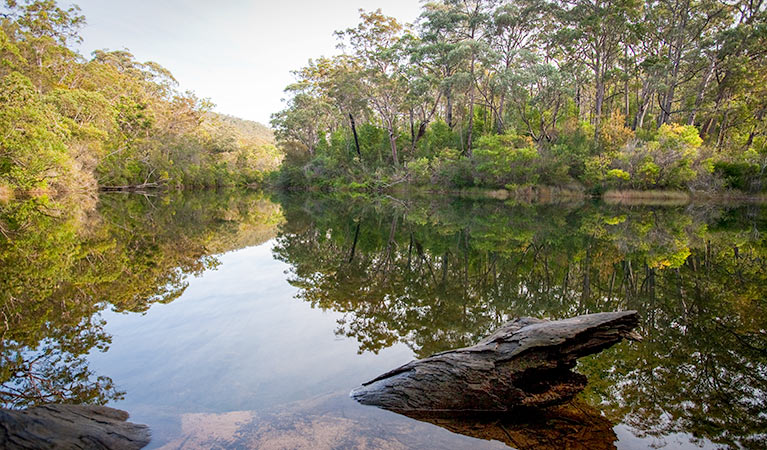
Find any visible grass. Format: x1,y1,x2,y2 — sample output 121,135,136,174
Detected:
0,184,13,204
604,189,767,205
603,189,690,206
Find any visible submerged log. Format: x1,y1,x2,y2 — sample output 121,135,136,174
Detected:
0,404,150,449
352,311,639,412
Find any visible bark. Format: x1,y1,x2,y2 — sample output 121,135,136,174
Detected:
352,311,640,413
467,56,477,156
659,0,691,126
388,131,399,167
687,58,716,126
594,66,605,140
349,113,361,158
0,404,150,449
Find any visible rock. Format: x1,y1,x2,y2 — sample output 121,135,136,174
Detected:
0,404,150,449
351,310,639,412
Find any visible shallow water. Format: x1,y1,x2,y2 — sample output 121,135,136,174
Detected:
2,190,765,449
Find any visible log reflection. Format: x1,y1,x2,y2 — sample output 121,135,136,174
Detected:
401,400,616,450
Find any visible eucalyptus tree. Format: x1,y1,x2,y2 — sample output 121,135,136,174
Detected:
0,0,84,92
402,34,447,152
271,93,333,158
695,0,767,146
481,0,545,133
552,0,641,138
508,51,573,142
336,9,411,166
415,2,466,128
647,0,730,127
442,0,498,154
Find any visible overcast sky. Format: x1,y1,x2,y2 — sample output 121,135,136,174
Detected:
73,0,422,125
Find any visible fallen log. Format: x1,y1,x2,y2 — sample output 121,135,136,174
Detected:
99,182,161,192
351,310,640,413
0,404,150,449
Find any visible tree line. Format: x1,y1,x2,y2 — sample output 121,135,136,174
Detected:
272,0,767,193
0,0,280,201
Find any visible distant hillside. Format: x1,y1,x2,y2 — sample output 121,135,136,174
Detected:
214,113,275,148
199,113,282,174
0,1,283,193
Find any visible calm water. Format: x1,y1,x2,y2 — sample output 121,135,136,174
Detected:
2,190,766,449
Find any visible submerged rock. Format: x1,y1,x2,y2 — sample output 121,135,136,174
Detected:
351,311,640,412
0,404,150,449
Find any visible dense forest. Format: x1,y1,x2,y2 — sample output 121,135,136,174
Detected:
272,0,767,194
0,0,280,201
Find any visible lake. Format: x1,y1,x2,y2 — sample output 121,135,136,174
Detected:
1,190,765,449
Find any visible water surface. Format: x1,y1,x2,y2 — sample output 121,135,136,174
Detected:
2,190,765,449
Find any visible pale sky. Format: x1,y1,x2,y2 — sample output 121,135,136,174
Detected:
73,0,422,125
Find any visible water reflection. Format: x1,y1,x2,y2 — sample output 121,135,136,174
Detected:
273,194,767,449
2,190,766,449
402,400,616,450
0,190,281,408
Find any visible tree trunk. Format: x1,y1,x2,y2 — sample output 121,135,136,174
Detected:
496,93,506,134
594,66,605,140
352,311,640,413
659,1,690,126
467,57,477,156
389,130,399,167
349,113,361,158
687,58,715,126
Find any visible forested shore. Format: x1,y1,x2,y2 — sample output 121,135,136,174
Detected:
271,0,767,195
0,0,280,202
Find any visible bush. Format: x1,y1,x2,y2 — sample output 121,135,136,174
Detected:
612,124,704,189
713,161,760,191
599,112,634,153
473,133,539,187
406,157,431,185
432,149,474,188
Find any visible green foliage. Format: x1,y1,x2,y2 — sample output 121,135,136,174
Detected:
271,0,766,194
0,71,71,192
431,148,475,188
612,124,706,189
0,2,279,196
406,157,431,185
472,133,539,187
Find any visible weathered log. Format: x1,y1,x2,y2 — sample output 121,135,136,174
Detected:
351,311,640,412
99,182,160,192
0,404,150,449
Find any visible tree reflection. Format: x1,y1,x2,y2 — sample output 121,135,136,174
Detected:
273,194,767,448
0,190,282,408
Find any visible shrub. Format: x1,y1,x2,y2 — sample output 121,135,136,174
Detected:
472,134,539,187
612,124,704,189
406,157,431,185
599,112,635,153
432,149,474,188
